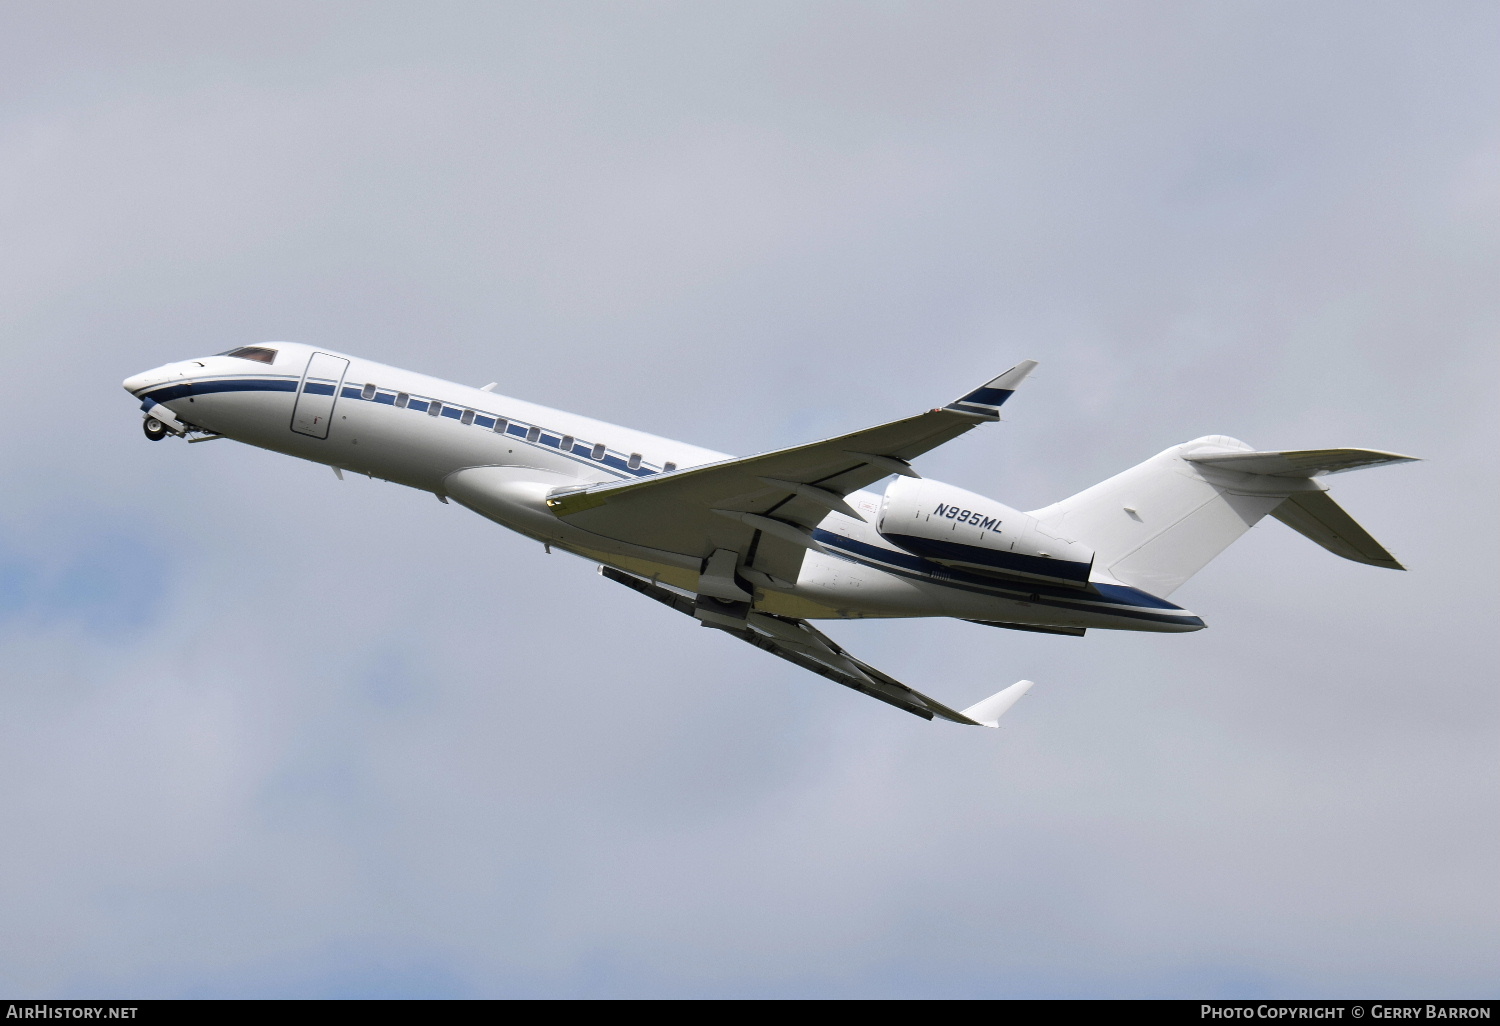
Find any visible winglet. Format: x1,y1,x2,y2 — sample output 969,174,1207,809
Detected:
945,360,1039,420
959,679,1034,728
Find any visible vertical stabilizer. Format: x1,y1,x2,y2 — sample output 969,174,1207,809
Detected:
1028,438,1414,597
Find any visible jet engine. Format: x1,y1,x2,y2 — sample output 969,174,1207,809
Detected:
877,476,1094,588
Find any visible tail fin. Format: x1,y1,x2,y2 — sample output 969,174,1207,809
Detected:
1028,437,1416,597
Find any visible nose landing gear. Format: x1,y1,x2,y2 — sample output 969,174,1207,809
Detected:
139,401,187,440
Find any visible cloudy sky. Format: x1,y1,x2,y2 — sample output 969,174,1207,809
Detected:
1,0,1496,999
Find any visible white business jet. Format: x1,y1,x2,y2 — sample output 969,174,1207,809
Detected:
123,343,1415,727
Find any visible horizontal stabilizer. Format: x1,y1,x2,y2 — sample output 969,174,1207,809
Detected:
1186,448,1417,477
1270,490,1405,570
960,680,1035,728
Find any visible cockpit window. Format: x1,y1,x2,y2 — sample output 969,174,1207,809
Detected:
220,346,278,365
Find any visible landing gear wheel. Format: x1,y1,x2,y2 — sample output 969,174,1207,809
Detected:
143,417,168,441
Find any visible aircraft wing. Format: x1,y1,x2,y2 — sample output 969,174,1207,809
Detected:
600,566,1028,726
548,361,1037,584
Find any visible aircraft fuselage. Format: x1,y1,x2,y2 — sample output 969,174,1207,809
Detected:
124,342,1205,635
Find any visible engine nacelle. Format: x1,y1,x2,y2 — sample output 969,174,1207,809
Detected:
878,477,1094,588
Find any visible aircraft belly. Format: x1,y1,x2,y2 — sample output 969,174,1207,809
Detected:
791,550,946,618
803,541,1192,632
158,391,288,440
779,545,1135,625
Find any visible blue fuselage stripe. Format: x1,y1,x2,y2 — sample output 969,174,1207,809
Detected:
812,530,1200,626
882,531,1092,583
141,378,298,404
138,374,661,480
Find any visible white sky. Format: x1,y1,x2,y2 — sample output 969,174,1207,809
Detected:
0,0,1495,998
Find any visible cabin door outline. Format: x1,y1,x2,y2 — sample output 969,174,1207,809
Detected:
291,352,350,439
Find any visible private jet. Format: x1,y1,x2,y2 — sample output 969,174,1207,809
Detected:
124,343,1416,727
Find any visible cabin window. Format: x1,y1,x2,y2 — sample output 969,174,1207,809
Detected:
560,435,574,452
428,401,442,417
591,442,606,460
221,346,277,364
526,425,541,443
461,409,475,426
493,417,509,434
360,383,376,400
628,453,642,470
663,462,677,472
395,392,410,408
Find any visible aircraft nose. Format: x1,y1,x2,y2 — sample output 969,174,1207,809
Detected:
123,367,168,394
